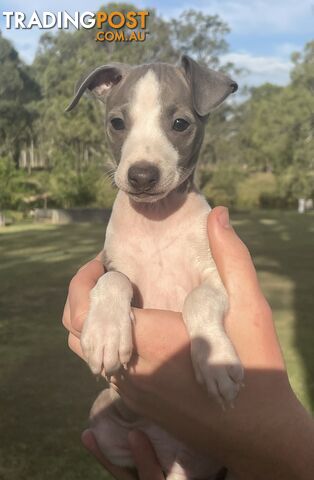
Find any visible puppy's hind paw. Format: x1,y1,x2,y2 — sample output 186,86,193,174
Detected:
191,338,244,408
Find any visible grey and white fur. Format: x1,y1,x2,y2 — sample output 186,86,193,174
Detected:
66,55,243,480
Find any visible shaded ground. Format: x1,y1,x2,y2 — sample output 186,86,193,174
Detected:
232,211,314,410
0,211,313,479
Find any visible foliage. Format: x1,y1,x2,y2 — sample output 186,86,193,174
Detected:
277,166,314,207
0,33,40,165
95,177,117,209
47,154,113,208
0,157,36,210
0,157,17,209
170,10,230,68
202,164,246,207
236,172,278,209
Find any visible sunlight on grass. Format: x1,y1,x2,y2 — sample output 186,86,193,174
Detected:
259,218,278,225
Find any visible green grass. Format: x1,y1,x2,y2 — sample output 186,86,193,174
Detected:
0,211,313,479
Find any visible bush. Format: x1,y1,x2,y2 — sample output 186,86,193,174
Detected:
48,153,119,209
236,172,278,209
0,157,21,210
201,165,246,207
204,168,313,210
203,170,288,210
95,175,117,209
277,166,314,208
0,157,39,211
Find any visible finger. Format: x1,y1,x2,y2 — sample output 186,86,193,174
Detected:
207,207,262,301
77,251,104,270
82,430,137,480
69,257,104,333
68,333,85,360
128,430,164,480
62,296,81,339
62,296,71,331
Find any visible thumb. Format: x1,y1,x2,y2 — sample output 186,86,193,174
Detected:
68,257,104,333
207,207,262,302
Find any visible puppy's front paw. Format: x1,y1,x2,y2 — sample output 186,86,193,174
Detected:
81,300,133,377
191,336,244,407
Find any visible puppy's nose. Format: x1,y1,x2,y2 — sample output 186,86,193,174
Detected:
128,162,160,191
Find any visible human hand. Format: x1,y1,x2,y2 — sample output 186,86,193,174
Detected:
63,253,104,348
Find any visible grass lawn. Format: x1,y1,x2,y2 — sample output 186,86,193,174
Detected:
0,210,313,479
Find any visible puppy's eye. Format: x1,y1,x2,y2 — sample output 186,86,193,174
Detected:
173,118,190,132
111,117,125,130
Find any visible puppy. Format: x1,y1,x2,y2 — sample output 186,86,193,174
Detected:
67,55,243,480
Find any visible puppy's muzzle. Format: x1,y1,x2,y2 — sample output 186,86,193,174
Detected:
127,161,160,193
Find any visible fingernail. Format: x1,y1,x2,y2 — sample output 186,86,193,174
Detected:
110,383,120,395
218,208,232,229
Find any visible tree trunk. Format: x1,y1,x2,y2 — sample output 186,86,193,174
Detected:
29,137,34,174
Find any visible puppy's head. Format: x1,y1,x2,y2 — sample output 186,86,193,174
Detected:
67,56,237,203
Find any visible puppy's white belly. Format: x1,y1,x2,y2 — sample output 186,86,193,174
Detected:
105,192,211,310
125,252,201,310
140,274,193,311
106,233,205,311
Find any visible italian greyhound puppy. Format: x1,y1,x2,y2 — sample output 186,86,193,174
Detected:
66,55,243,480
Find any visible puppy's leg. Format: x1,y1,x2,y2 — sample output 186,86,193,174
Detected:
89,388,138,467
81,271,133,376
183,278,243,406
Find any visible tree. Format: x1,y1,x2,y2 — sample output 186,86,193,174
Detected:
170,10,230,69
0,33,40,166
216,41,314,206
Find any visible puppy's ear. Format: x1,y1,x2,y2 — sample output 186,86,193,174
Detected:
65,63,130,112
181,55,238,117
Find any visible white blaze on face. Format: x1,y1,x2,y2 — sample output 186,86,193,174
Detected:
115,70,180,195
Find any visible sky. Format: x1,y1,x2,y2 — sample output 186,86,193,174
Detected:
0,0,313,87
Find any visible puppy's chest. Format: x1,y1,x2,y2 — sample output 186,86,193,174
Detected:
104,212,213,311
